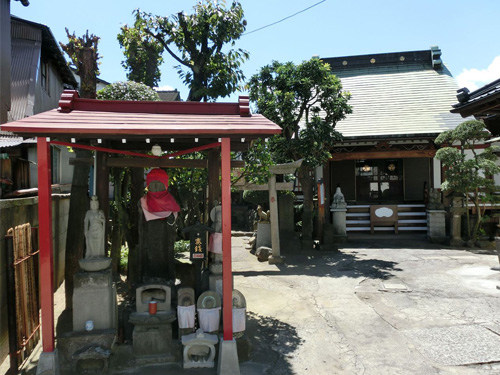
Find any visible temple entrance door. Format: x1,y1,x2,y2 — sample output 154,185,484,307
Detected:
355,159,403,202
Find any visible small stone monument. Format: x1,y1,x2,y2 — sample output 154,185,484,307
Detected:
331,187,347,243
129,284,177,363
255,205,272,248
197,291,221,334
79,196,111,272
426,188,447,243
181,329,218,369
177,287,196,337
73,196,116,333
232,290,246,339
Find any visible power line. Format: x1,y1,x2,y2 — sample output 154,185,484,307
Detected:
242,0,327,36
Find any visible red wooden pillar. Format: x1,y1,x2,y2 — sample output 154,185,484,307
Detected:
37,137,55,352
221,138,233,341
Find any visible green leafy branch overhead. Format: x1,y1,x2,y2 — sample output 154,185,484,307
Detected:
136,1,249,101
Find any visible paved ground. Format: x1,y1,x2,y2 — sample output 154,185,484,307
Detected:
6,234,500,374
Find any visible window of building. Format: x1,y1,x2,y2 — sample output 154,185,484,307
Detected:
355,159,403,202
40,61,49,95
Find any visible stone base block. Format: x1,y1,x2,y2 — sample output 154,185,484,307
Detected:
268,255,285,264
73,269,117,332
57,330,115,375
217,338,240,375
36,350,60,375
130,311,177,359
256,223,271,248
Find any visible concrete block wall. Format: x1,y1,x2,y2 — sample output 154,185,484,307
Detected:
0,194,69,362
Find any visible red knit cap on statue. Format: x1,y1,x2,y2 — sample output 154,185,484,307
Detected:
146,168,169,189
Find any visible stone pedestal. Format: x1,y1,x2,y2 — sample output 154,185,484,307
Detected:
36,350,60,375
73,268,117,332
450,195,465,246
330,187,347,243
256,222,271,248
331,209,347,243
427,210,447,243
129,311,177,361
217,338,240,375
57,329,116,375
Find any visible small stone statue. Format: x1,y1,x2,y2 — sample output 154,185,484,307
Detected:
210,201,222,233
256,205,270,223
84,196,106,258
427,188,444,210
331,186,347,209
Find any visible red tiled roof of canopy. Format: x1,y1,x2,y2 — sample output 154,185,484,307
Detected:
0,90,281,140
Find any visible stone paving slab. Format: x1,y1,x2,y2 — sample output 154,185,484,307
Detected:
404,325,500,366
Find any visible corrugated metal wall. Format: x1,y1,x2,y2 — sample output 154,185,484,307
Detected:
9,38,41,121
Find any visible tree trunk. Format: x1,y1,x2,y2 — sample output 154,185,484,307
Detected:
110,223,122,275
80,47,97,99
127,168,143,285
64,148,91,310
298,165,315,249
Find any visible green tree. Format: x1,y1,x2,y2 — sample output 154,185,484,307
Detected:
248,58,351,248
117,13,163,88
97,81,160,101
60,30,100,309
166,153,208,231
137,0,249,101
435,120,500,242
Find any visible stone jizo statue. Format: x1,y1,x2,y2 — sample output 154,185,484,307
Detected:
84,196,106,258
331,186,347,209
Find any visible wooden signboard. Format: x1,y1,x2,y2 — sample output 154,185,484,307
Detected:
370,205,398,234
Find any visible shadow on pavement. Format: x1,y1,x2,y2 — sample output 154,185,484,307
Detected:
245,311,303,375
235,250,402,280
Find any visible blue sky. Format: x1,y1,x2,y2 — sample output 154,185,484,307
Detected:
11,0,500,101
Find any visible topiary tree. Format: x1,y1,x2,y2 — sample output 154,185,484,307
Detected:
97,81,160,101
435,120,500,242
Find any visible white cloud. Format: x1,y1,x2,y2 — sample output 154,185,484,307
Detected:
155,85,175,91
456,56,500,91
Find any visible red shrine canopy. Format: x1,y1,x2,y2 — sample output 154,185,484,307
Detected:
0,90,281,365
1,90,281,140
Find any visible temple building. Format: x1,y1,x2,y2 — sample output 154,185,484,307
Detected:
320,47,470,233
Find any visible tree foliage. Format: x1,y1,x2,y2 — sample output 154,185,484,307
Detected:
435,120,500,241
117,13,164,88
248,58,351,167
137,1,249,101
97,81,160,101
166,152,208,231
248,58,351,245
60,29,100,99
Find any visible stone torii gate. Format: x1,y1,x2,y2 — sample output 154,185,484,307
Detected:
237,159,302,264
